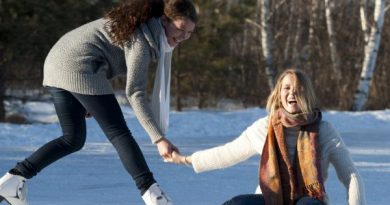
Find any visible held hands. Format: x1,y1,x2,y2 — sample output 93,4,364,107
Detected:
164,151,192,166
156,137,192,166
156,137,179,159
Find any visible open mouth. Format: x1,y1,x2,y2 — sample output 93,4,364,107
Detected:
288,100,297,105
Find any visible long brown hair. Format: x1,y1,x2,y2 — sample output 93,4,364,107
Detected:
105,0,197,45
266,68,318,117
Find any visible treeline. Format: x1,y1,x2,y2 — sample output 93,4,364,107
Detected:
1,0,389,121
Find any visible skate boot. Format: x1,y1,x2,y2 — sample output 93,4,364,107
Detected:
0,173,28,205
142,183,172,205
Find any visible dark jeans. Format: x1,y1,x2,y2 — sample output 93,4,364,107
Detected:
13,87,155,194
222,194,325,205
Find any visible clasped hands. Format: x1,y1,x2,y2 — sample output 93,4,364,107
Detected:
156,137,191,166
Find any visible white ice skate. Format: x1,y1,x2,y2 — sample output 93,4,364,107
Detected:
0,173,28,205
142,183,172,205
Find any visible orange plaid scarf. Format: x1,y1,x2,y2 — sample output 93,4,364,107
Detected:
259,109,325,205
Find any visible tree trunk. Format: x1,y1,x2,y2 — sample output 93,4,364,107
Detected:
284,1,295,62
309,0,319,48
259,0,276,91
292,1,304,66
325,0,342,79
353,0,386,110
360,0,370,46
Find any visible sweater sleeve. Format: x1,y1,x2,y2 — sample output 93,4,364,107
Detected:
191,117,268,173
321,122,366,205
124,34,164,144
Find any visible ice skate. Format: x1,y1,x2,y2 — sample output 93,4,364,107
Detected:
142,183,172,205
0,173,28,205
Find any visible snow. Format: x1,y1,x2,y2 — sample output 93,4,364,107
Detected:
0,101,389,205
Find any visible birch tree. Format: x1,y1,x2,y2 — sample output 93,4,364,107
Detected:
259,0,276,90
353,0,386,110
292,1,304,66
308,0,320,51
284,1,295,62
324,0,342,79
360,0,370,47
306,0,324,77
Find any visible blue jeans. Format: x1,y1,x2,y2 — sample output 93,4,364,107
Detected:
13,87,155,194
222,194,325,205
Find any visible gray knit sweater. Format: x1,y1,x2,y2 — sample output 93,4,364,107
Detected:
43,17,171,143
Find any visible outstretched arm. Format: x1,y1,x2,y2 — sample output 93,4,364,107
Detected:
124,34,178,159
124,39,164,144
165,117,268,173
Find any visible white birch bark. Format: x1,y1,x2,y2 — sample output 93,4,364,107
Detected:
324,0,342,79
309,0,319,47
360,0,370,44
259,0,275,90
353,0,386,110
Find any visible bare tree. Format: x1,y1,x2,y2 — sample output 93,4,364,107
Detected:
360,0,370,47
259,0,276,90
353,0,386,110
284,0,296,62
324,0,342,79
308,0,320,50
293,2,305,66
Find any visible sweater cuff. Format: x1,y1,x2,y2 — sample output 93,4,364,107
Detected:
190,152,204,173
144,119,165,144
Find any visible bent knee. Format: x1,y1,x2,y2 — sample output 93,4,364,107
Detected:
61,134,86,152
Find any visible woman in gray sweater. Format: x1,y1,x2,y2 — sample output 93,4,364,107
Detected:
166,69,366,205
0,1,196,205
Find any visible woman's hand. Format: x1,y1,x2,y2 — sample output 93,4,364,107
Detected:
164,151,192,166
156,137,179,160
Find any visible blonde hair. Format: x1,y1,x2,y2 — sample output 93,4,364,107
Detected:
266,68,318,117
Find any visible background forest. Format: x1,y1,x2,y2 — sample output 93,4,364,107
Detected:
1,0,389,123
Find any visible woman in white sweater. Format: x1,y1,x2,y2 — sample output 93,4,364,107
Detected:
166,69,366,205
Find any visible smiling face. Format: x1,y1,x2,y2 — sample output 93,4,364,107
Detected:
161,16,196,47
280,74,302,114
267,69,318,117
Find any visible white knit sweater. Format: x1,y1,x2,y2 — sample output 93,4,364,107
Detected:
191,117,366,205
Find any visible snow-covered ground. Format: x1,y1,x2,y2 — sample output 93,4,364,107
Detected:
0,101,389,205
